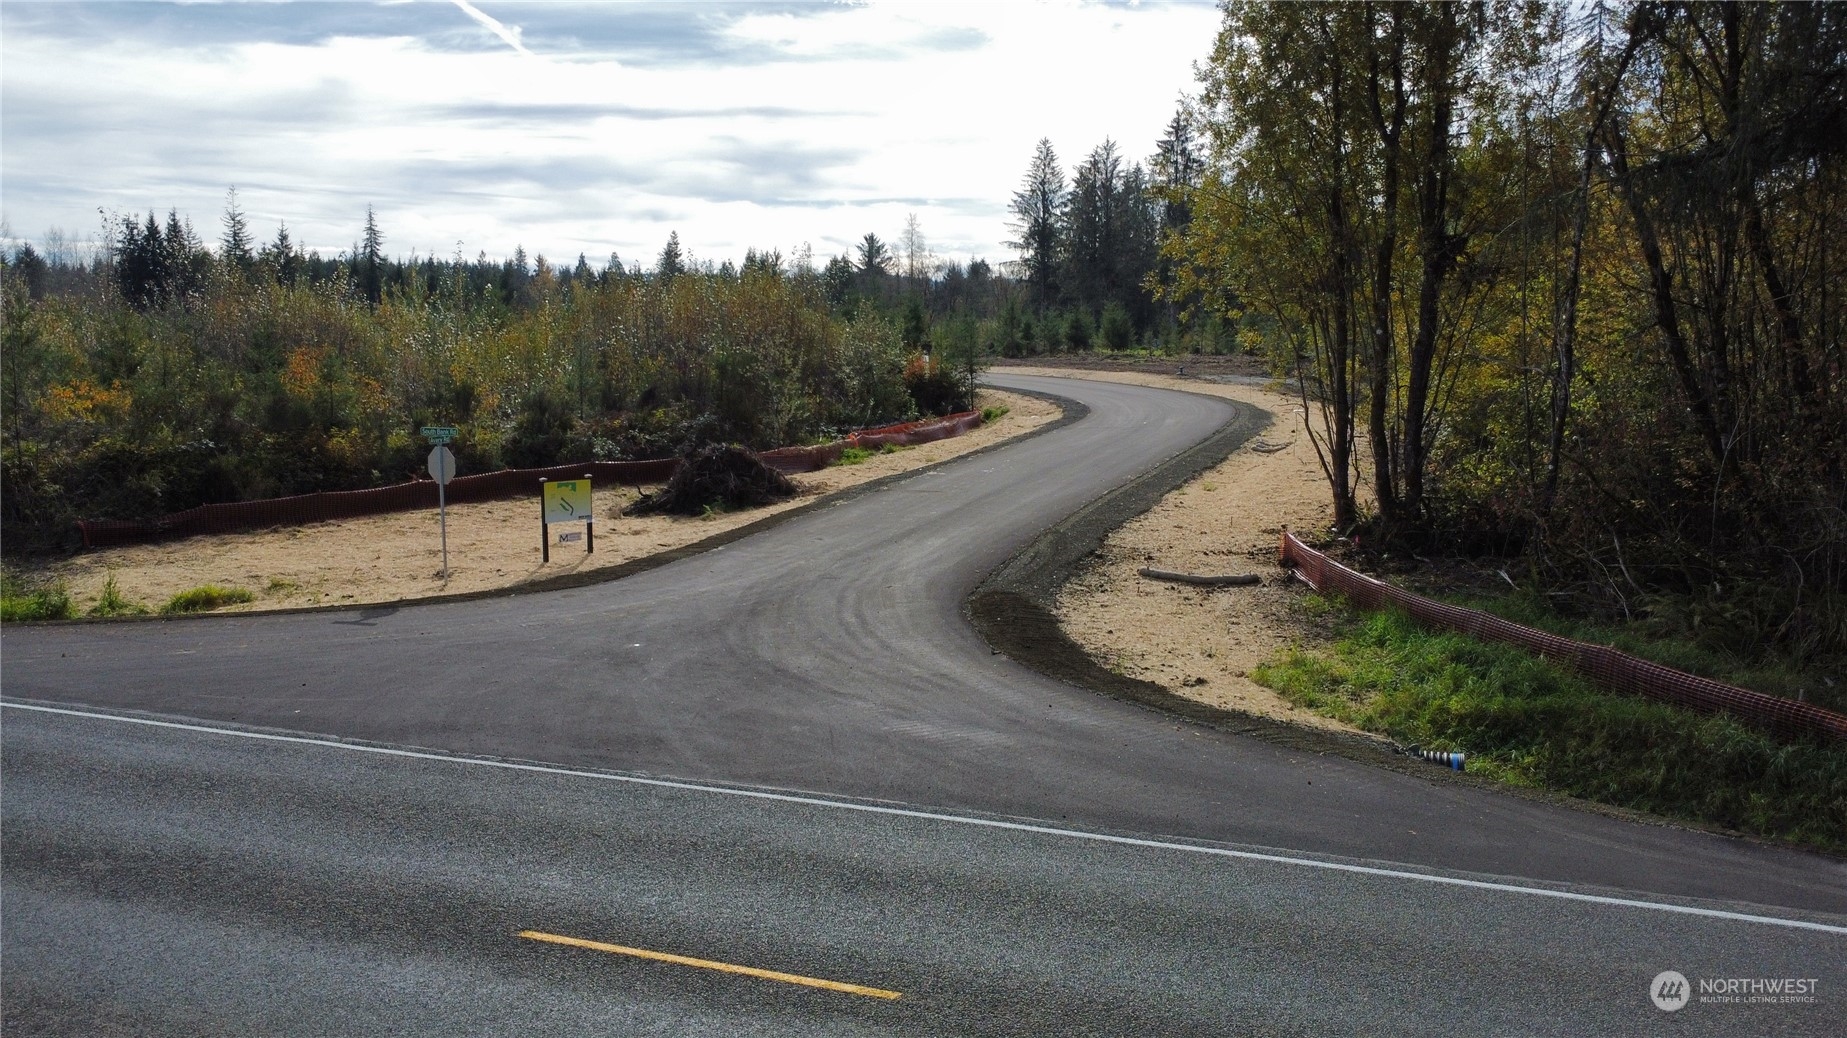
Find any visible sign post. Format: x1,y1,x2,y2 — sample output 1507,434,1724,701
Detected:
540,476,594,563
422,426,458,578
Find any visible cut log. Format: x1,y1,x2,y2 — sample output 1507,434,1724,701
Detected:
1138,568,1260,587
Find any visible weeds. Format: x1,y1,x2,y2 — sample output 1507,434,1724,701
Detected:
87,571,147,617
161,585,255,614
833,443,905,467
1256,601,1847,850
981,404,1011,423
0,567,73,621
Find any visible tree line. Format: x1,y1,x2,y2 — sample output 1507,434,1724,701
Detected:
1170,0,1846,664
1,201,1018,551
1,101,1228,556
1003,118,1219,354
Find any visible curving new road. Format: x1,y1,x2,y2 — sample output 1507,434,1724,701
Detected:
4,373,1843,1035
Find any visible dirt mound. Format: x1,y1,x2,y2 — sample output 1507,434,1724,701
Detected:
626,443,798,517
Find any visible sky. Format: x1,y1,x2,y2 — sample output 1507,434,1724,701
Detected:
1,0,1222,271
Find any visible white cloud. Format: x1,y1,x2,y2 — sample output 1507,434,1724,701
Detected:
0,1,1221,265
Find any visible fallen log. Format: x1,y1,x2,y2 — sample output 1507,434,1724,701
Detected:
1138,568,1261,587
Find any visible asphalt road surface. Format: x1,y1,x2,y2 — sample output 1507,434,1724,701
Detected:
4,373,1844,1034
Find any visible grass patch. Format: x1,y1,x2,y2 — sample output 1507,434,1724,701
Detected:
161,585,255,615
981,404,1011,423
87,572,148,617
1,567,74,622
831,443,906,467
1255,600,1847,851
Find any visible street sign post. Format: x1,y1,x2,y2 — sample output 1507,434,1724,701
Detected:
428,445,456,577
539,476,594,563
420,425,458,445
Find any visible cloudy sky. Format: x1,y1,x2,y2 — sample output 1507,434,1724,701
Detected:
2,0,1221,271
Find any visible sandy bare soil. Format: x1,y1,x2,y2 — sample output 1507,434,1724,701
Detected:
34,389,1057,615
992,366,1358,734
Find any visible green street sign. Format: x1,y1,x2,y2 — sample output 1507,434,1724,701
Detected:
420,425,458,444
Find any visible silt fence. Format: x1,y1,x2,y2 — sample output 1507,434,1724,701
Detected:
1279,531,1847,743
76,410,984,549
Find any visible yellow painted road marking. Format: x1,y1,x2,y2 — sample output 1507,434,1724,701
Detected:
516,930,902,1001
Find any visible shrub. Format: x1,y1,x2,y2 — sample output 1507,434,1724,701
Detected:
1063,311,1092,352
903,355,966,416
1099,304,1134,351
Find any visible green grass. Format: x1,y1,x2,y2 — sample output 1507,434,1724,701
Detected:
87,572,148,617
0,567,74,622
1255,600,1847,851
161,585,255,615
831,443,905,466
980,404,1010,422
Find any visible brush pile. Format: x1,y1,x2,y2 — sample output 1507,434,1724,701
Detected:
626,443,798,517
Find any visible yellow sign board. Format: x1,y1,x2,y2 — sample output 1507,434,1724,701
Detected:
543,479,592,524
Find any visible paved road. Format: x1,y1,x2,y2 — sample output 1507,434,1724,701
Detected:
5,706,1842,1036
4,373,1845,1032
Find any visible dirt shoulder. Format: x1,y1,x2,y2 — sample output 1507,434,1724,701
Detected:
991,364,1358,736
30,389,1058,616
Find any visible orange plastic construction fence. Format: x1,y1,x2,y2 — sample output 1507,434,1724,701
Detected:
76,411,984,549
1279,531,1847,743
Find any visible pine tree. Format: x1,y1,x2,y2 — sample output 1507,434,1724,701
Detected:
113,211,164,310
656,231,685,281
163,209,204,303
1151,104,1206,337
359,206,385,305
1008,138,1066,312
263,223,300,285
220,186,254,274
856,233,892,275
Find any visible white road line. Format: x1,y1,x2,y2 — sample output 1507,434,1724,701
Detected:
7,699,1844,937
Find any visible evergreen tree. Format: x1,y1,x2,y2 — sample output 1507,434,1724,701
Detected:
163,209,205,303
821,254,856,309
856,233,892,275
359,206,385,305
262,222,301,285
220,186,254,274
1008,138,1066,312
1151,104,1206,337
656,231,685,281
1151,106,1204,236
113,212,164,310
900,295,929,350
